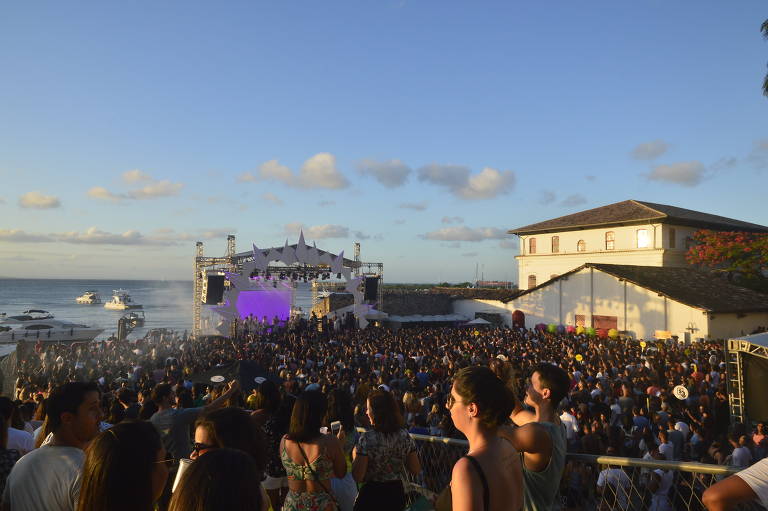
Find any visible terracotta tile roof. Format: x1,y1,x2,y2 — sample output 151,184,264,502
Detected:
518,263,768,313
509,200,768,235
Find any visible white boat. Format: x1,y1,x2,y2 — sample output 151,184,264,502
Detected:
20,309,55,320
0,315,104,343
76,291,101,304
104,290,143,310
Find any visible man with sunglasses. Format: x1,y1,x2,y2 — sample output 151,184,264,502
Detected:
149,380,240,461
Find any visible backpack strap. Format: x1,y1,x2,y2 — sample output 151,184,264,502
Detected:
464,455,489,511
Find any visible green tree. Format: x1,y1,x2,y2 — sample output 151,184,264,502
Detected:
763,19,768,97
686,229,768,292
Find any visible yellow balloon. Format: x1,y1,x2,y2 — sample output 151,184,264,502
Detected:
640,341,647,348
575,326,585,335
473,330,480,336
575,354,583,362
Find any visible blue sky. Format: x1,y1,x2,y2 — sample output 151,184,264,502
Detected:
1,1,766,282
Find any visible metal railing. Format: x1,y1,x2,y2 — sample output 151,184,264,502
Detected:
401,434,762,511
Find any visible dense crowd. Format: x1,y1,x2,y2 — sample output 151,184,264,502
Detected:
1,321,767,510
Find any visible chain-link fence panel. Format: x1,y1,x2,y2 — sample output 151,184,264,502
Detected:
402,436,765,511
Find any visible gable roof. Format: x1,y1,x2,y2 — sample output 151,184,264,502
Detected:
509,200,768,235
517,263,768,314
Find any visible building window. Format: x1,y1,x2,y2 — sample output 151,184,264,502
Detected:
575,315,585,327
637,229,649,248
577,240,586,252
551,236,559,253
528,275,537,289
529,238,536,254
605,231,615,250
669,228,676,248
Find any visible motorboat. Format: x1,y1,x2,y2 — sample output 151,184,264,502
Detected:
0,315,104,343
76,291,102,304
104,290,143,310
123,311,145,327
20,309,54,320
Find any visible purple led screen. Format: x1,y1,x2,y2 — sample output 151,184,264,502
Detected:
234,288,291,321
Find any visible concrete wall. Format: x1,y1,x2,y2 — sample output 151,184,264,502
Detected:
515,223,699,289
708,312,768,339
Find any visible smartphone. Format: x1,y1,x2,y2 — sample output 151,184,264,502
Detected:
330,421,342,433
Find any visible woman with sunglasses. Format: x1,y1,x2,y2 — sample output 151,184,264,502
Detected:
169,448,263,511
435,366,523,511
191,407,269,510
77,421,169,511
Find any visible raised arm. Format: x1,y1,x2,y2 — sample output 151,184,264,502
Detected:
702,474,758,511
498,422,553,472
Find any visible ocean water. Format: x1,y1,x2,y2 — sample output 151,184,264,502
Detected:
0,279,314,340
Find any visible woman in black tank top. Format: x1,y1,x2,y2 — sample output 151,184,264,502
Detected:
436,366,523,511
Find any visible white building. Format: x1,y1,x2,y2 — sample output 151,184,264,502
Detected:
451,200,768,340
510,200,768,290
453,263,768,341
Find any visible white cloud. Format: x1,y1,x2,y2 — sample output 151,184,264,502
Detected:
398,201,428,211
251,153,349,189
19,191,61,209
499,240,518,249
559,194,587,207
122,169,153,184
126,180,183,199
538,190,556,205
87,187,123,202
356,158,412,188
318,200,336,207
748,139,768,169
236,171,258,183
417,164,515,199
0,229,51,242
89,173,184,201
0,227,232,245
631,140,669,160
394,219,406,225
441,216,464,224
457,167,515,199
352,230,370,240
259,160,294,183
284,223,350,239
262,193,283,205
420,226,508,242
0,197,5,204
647,161,706,186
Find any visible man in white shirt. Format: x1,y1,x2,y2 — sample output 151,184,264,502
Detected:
2,381,102,511
597,449,632,510
0,398,33,455
657,429,674,461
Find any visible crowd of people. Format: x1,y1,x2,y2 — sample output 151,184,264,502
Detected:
0,320,766,510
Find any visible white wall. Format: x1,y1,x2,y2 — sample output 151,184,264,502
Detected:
516,223,697,289
708,312,768,339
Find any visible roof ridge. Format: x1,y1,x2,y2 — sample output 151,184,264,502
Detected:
628,199,668,219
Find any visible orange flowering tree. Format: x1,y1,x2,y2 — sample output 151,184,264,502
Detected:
686,230,768,292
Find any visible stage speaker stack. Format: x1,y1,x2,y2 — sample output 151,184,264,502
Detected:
364,276,379,302
744,354,768,422
202,275,226,305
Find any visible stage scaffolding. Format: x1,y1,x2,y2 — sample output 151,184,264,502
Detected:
193,235,383,336
725,334,768,425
